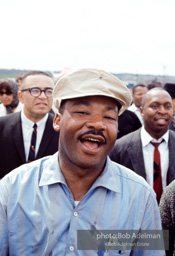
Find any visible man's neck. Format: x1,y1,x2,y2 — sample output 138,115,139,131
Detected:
144,127,167,140
59,157,105,201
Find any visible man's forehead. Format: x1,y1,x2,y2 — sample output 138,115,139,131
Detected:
68,95,119,105
147,91,172,103
22,74,53,87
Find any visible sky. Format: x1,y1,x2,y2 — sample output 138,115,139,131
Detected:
1,0,175,76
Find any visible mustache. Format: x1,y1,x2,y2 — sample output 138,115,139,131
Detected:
78,129,107,144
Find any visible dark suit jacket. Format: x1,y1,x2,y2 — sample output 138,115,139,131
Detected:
0,112,59,178
169,122,175,131
117,109,142,139
109,128,175,185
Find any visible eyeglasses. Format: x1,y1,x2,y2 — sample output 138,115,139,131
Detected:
0,91,12,96
21,87,53,98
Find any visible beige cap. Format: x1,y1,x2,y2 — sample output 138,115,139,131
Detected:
53,68,132,115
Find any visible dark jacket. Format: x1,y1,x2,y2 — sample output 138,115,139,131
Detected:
0,112,59,178
117,109,142,139
109,128,175,185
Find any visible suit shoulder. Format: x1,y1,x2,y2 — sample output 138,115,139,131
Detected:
1,155,51,184
48,112,55,119
116,129,140,145
0,112,21,127
169,129,175,138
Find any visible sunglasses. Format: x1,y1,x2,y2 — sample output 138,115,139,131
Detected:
0,91,12,96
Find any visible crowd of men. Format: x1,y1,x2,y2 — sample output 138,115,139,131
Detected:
0,69,175,255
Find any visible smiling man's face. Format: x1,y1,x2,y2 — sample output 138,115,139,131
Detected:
18,74,54,122
140,89,173,139
54,95,119,171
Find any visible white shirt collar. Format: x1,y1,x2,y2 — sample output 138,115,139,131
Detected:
132,103,139,111
21,109,48,128
141,126,169,146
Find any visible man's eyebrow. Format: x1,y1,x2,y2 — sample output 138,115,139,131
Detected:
106,106,118,113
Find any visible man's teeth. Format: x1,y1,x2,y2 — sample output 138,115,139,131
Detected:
85,138,100,142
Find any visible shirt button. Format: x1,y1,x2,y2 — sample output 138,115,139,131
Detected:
74,211,78,217
69,246,74,251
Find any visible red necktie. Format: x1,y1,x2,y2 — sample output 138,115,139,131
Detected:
150,141,163,204
28,124,37,162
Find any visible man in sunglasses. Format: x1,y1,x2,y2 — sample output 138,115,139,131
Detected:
0,71,59,178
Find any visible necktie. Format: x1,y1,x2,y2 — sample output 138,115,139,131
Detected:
150,141,163,204
28,124,37,162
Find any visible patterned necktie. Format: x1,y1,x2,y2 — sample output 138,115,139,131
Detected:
150,141,163,204
28,123,37,162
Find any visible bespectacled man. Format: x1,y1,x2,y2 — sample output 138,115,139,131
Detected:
0,71,59,178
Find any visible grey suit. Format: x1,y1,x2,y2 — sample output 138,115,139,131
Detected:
0,111,59,179
109,128,175,185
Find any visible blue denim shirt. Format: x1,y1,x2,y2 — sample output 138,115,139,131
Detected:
0,153,165,255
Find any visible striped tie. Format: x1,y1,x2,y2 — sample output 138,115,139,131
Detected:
28,123,37,162
150,141,163,204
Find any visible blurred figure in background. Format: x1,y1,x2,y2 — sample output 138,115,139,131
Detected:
128,83,148,125
16,73,25,90
117,109,142,139
0,79,23,116
164,83,175,131
117,84,147,139
147,80,162,90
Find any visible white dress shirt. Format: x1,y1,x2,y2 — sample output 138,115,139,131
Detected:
21,110,48,161
141,126,169,190
128,103,143,124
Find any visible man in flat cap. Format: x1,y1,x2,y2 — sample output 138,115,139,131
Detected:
0,68,165,255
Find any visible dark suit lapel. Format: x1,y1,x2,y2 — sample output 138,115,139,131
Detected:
167,131,175,184
36,114,55,158
11,112,26,163
127,129,146,179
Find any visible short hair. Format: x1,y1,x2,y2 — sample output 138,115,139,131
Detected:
15,73,25,83
132,83,147,94
21,71,53,89
59,100,68,114
147,82,162,90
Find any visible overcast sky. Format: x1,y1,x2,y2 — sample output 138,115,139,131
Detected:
1,0,175,76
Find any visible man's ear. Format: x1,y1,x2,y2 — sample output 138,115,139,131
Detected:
53,113,61,132
140,106,144,117
18,91,24,103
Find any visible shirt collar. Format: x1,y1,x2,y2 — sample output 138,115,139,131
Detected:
39,153,120,193
39,152,66,186
130,103,139,111
141,126,169,146
90,157,121,193
21,108,48,128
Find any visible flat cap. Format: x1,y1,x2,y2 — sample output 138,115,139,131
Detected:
53,68,132,115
